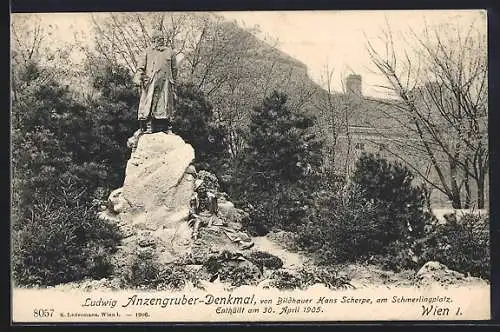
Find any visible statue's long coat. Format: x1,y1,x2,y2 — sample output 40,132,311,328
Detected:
133,46,177,120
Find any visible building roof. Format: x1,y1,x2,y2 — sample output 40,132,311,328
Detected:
321,92,409,136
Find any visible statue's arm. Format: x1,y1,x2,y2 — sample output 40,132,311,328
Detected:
133,51,147,87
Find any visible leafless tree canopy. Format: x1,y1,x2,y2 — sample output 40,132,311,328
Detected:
366,17,487,209
87,12,319,157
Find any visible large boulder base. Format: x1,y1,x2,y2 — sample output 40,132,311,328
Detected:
122,133,195,220
111,133,196,264
103,132,276,288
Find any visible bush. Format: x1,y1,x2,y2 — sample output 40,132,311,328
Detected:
420,213,490,279
126,256,162,288
86,62,138,191
125,255,200,290
296,153,432,272
203,255,222,276
296,198,381,264
247,251,284,270
155,265,200,290
240,212,270,237
230,91,323,233
297,265,354,290
351,153,430,243
11,187,121,286
269,270,305,290
369,240,420,272
172,83,229,174
201,250,262,287
269,265,353,290
11,61,134,287
218,262,261,287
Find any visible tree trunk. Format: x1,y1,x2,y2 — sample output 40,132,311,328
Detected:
464,178,471,209
343,106,352,180
477,171,485,209
449,158,462,209
330,134,338,170
463,159,471,209
422,183,433,213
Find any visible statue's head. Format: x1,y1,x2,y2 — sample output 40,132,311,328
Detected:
151,29,165,48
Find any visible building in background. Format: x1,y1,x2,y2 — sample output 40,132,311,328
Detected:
328,74,488,209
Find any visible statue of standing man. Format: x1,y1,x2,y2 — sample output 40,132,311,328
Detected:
133,29,178,134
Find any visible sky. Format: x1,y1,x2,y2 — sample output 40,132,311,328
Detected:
13,10,486,98
220,10,486,97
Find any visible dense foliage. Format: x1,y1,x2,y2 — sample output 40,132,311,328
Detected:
11,13,490,291
86,62,139,192
10,59,234,287
172,83,229,174
125,255,200,290
269,265,353,290
12,184,121,286
11,61,135,286
230,91,323,234
11,58,489,287
351,153,429,241
420,213,490,279
297,153,432,269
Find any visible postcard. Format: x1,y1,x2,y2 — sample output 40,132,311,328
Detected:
10,9,490,323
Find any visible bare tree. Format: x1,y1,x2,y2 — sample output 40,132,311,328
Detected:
11,14,79,102
88,12,321,161
314,65,340,169
312,66,356,178
88,12,259,156
366,16,487,209
89,12,192,72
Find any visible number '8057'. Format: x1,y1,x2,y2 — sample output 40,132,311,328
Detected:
33,309,54,318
